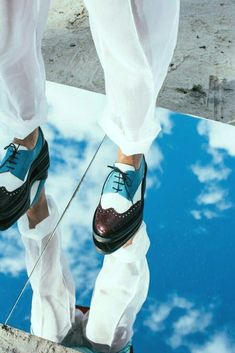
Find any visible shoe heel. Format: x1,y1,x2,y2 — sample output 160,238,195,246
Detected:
33,157,49,182
36,168,48,182
31,142,50,182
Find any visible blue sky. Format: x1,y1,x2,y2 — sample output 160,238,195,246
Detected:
0,83,235,352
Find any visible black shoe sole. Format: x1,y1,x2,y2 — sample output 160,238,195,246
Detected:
0,140,50,231
92,160,147,255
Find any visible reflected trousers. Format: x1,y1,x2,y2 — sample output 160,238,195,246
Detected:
18,195,150,352
0,0,180,155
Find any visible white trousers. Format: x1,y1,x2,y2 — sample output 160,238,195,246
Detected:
17,195,150,353
0,0,180,155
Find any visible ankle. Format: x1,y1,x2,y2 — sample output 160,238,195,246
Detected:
117,149,143,170
13,128,39,150
27,203,49,229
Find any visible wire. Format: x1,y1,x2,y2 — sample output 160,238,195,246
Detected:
4,135,106,325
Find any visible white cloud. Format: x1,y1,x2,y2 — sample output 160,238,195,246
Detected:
203,209,218,219
197,120,235,157
145,143,164,191
191,209,219,221
191,334,235,353
191,120,234,220
144,294,220,352
195,185,232,215
144,293,234,353
146,143,164,171
216,199,233,211
0,227,25,277
143,295,193,333
191,163,231,183
169,309,212,349
196,186,227,206
156,108,174,135
144,302,173,332
191,210,202,220
146,174,161,190
206,146,224,165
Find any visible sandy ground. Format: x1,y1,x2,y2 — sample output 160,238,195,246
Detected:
43,0,235,123
43,1,101,92
163,0,235,123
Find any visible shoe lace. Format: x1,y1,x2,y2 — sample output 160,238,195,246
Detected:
0,143,21,171
101,165,134,204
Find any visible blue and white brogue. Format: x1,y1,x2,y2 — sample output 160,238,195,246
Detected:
93,156,147,254
0,127,50,230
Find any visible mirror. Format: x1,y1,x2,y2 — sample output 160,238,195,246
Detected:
1,84,235,352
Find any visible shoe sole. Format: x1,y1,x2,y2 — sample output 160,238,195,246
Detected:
92,161,147,255
93,211,143,255
0,140,50,230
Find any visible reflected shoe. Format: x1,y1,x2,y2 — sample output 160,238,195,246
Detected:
93,156,147,254
0,127,50,231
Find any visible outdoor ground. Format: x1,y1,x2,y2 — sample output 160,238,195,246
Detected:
43,0,235,123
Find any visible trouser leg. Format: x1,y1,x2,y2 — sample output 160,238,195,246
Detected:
18,202,149,351
0,0,50,142
84,0,180,155
17,195,75,343
85,222,150,353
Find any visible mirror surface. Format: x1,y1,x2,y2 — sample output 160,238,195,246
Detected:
0,82,235,353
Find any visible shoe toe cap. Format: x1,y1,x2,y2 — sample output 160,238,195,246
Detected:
94,209,116,238
93,201,142,239
0,185,24,215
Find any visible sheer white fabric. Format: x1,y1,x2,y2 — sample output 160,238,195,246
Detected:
0,0,50,140
18,195,150,353
84,0,180,154
18,196,76,343
0,0,180,155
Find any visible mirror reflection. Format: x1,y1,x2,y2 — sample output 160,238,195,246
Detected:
1,88,235,352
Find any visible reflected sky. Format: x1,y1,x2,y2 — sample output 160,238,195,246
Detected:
0,82,235,353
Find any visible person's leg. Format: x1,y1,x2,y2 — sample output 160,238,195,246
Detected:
0,125,50,230
0,0,51,230
84,222,150,352
84,0,180,157
0,0,50,142
17,191,76,343
84,0,180,252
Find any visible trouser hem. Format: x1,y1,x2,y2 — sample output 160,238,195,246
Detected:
0,102,48,143
98,108,162,155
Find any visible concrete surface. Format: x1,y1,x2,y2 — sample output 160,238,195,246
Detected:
0,325,79,353
43,0,235,123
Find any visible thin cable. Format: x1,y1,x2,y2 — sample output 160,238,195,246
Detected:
4,135,106,325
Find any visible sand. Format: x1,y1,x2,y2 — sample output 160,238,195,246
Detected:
0,2,234,351
43,0,235,123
